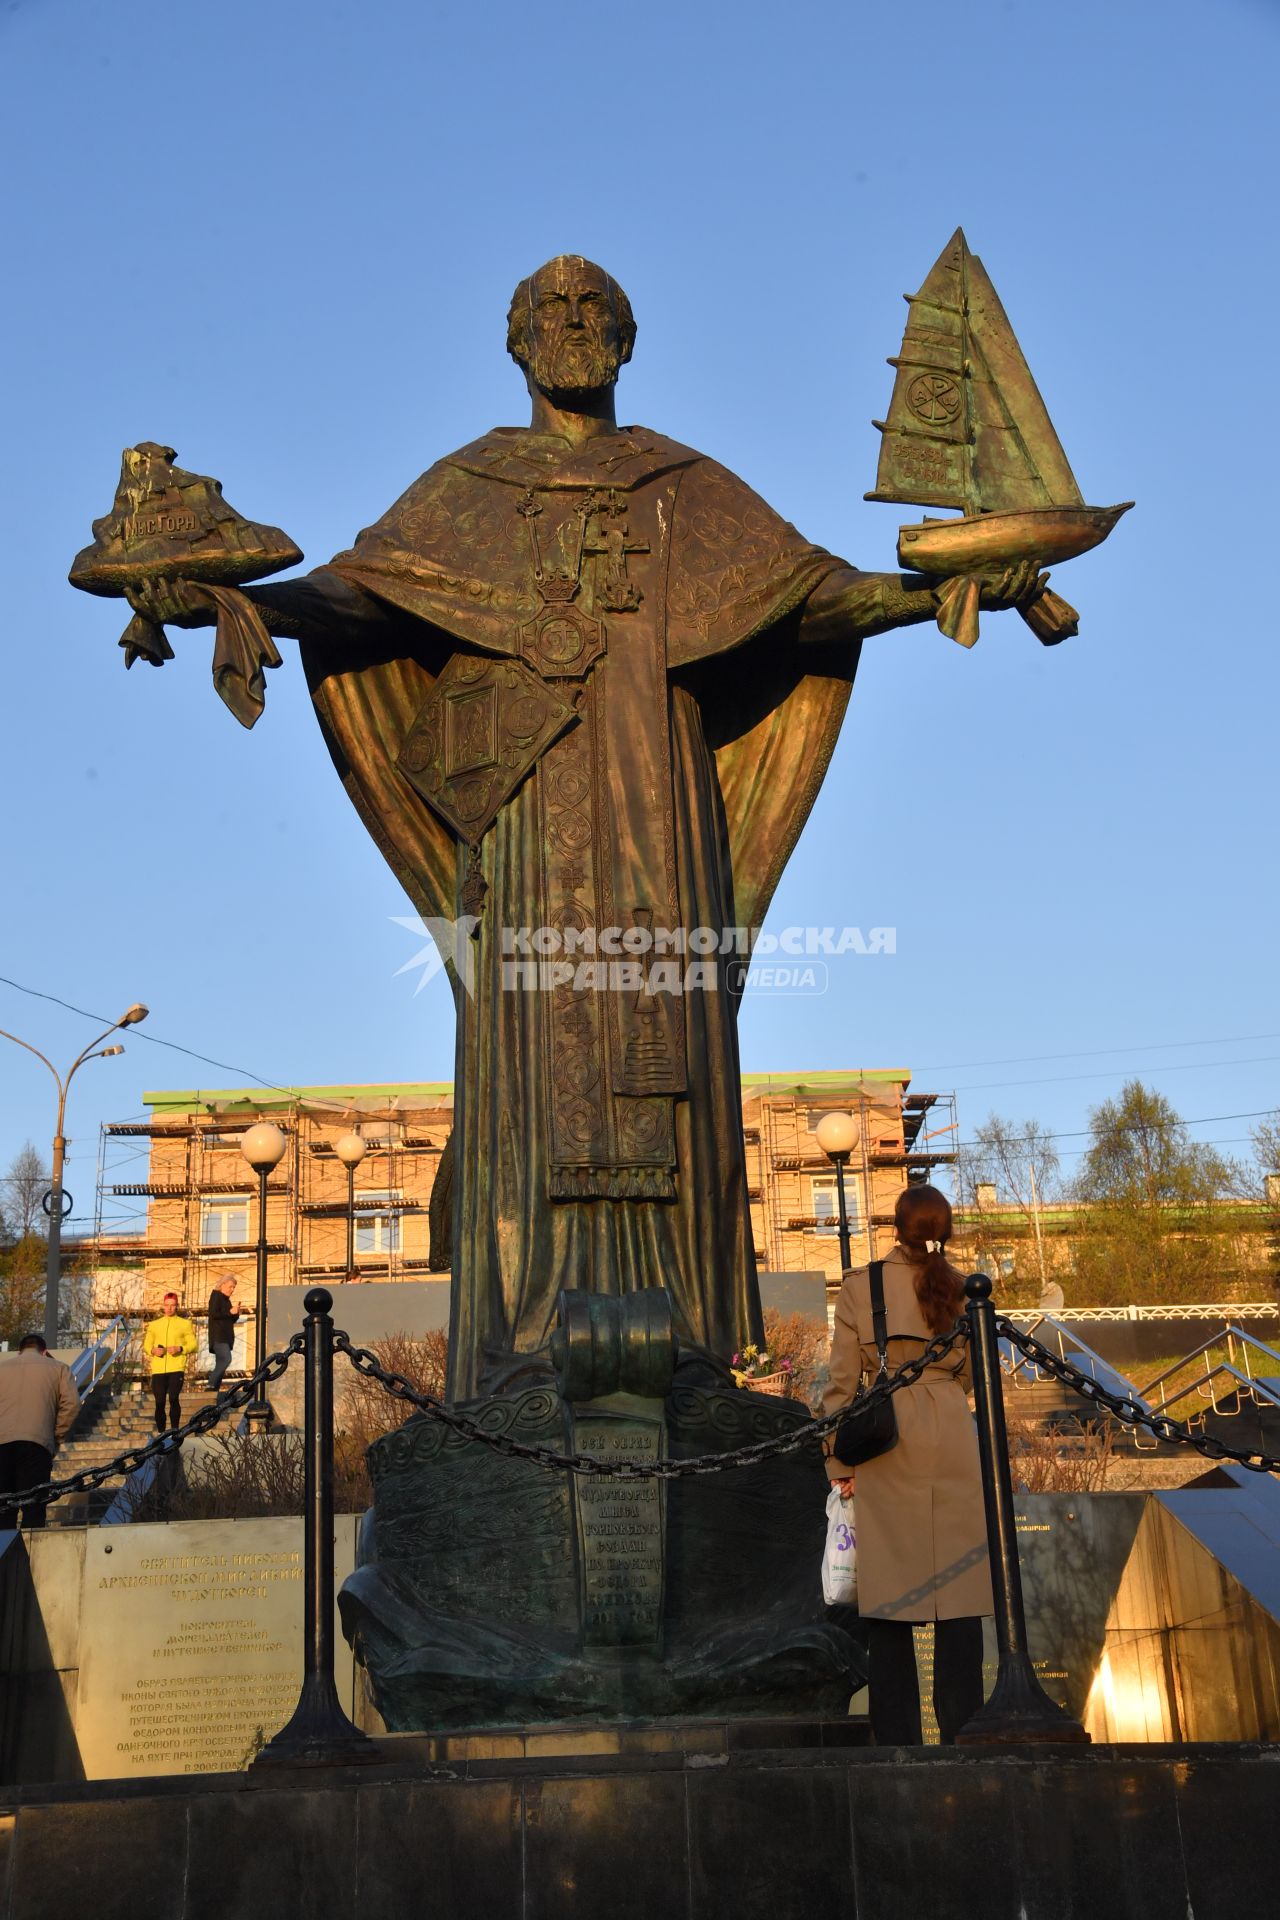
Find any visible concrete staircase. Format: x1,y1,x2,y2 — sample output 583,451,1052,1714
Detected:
48,1380,223,1526
1002,1375,1087,1428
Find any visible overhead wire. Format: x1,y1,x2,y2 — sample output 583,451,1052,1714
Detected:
950,1053,1280,1094
955,1106,1276,1154
0,974,292,1093
915,1030,1280,1073
2,975,1275,1176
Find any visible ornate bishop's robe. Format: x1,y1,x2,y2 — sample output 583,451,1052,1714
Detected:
283,427,857,1399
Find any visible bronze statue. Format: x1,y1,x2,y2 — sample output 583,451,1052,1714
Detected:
71,248,1130,1725
76,255,1065,1400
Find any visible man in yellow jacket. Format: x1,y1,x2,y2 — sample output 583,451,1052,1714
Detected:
143,1292,197,1434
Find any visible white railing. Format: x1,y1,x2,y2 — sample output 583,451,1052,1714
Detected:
68,1314,132,1401
1002,1302,1279,1324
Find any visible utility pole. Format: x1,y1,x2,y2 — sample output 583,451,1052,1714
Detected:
1,1004,148,1347
1029,1161,1047,1288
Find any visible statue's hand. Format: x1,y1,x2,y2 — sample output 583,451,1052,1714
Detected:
124,576,217,630
974,559,1046,612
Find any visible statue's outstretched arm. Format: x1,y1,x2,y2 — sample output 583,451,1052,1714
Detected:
799,559,1044,647
123,568,405,728
127,568,397,644
798,566,940,645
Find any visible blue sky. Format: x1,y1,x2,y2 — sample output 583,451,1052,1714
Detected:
1,0,1277,1233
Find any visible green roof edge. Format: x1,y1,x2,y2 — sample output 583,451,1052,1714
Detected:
143,1068,913,1114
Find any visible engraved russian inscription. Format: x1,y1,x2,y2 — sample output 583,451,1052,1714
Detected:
75,1518,356,1778
571,1408,665,1650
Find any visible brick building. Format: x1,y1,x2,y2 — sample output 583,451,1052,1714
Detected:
90,1071,956,1342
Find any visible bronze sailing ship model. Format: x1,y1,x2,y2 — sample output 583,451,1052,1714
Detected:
867,228,1132,647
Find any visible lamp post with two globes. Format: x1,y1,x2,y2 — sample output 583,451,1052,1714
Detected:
814,1110,858,1273
333,1131,367,1282
240,1120,288,1432
0,1002,149,1348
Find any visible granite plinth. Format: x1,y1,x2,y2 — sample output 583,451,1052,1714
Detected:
1,1740,1276,1920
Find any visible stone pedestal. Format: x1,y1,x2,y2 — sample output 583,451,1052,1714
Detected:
338,1372,863,1730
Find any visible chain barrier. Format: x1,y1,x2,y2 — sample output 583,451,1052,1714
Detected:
0,1338,305,1513
17,1310,1270,1513
333,1322,969,1479
997,1318,1280,1474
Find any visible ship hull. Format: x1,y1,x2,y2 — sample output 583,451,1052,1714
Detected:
896,503,1132,577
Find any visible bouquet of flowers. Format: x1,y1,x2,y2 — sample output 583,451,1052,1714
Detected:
730,1343,793,1393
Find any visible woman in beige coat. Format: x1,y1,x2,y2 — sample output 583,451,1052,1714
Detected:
823,1184,992,1742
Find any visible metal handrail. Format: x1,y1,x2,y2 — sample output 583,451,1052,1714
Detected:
999,1312,1148,1408
999,1311,1162,1447
1139,1361,1280,1422
1139,1324,1280,1402
68,1313,132,1401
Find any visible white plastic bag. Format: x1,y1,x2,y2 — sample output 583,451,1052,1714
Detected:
821,1485,857,1607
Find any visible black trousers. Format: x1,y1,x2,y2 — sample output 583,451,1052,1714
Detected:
0,1440,54,1530
152,1373,183,1431
864,1615,985,1745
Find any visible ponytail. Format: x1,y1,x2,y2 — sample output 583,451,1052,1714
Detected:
894,1185,965,1335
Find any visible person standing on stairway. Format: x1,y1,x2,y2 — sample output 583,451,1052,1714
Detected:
142,1292,197,1434
0,1334,80,1529
206,1274,241,1393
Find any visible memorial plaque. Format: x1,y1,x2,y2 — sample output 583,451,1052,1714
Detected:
571,1399,665,1651
76,1517,356,1778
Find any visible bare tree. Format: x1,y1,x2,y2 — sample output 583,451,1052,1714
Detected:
1254,1113,1280,1291
0,1143,50,1342
1,1142,50,1244
961,1115,1060,1287
1251,1112,1280,1188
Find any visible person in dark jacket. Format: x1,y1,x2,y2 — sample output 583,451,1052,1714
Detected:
207,1275,241,1392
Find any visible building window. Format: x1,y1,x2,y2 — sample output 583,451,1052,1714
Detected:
810,1174,860,1235
354,1192,401,1256
200,1197,250,1246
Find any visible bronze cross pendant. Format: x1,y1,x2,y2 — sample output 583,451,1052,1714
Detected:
583,489,649,612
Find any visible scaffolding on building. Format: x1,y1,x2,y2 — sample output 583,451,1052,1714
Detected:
748,1078,958,1277
90,1091,451,1308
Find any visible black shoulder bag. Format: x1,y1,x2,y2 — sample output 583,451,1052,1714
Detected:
832,1260,899,1467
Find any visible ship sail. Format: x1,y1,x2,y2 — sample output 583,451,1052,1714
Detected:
966,250,1082,512
866,229,1083,516
866,231,972,511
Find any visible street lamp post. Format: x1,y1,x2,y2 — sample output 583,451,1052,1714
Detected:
240,1120,288,1433
333,1132,366,1283
815,1110,858,1273
0,1003,148,1348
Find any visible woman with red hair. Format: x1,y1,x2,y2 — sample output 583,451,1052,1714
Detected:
823,1183,991,1742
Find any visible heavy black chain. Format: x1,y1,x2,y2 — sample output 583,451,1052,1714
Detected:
1,1338,305,1510
334,1323,969,1478
998,1318,1280,1474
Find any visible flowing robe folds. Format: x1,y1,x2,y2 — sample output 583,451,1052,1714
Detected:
288,427,858,1399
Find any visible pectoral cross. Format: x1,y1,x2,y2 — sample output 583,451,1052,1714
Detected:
583,489,649,612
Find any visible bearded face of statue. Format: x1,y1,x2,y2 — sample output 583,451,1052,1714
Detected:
508,257,635,405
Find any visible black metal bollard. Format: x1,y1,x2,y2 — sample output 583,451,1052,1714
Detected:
253,1288,377,1768
955,1273,1090,1745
